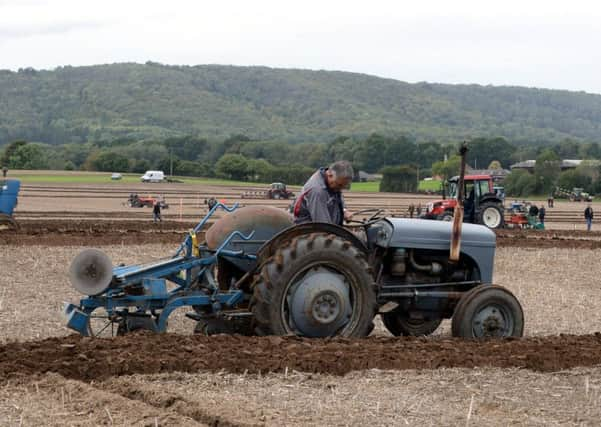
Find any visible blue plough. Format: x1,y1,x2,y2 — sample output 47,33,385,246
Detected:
64,203,256,336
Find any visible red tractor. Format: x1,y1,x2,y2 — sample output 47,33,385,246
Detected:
241,183,295,200
127,194,169,209
267,182,294,199
422,175,505,229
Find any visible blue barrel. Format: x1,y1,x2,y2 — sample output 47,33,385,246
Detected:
0,179,21,216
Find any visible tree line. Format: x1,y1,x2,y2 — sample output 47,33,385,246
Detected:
1,134,453,184
3,134,601,193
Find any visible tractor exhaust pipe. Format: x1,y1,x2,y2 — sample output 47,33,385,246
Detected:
450,143,468,262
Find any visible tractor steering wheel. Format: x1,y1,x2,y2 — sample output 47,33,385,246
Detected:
345,208,385,227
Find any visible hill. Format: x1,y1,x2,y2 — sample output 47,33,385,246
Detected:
1,62,601,145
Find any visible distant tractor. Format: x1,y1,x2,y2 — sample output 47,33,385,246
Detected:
241,182,295,200
555,186,593,202
0,179,20,230
127,194,169,209
423,175,505,229
267,182,294,199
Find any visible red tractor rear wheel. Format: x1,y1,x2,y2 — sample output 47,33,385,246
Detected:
478,202,504,229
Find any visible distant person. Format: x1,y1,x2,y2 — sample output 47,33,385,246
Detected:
528,204,539,218
538,205,546,225
463,187,475,222
153,200,162,223
548,196,554,208
585,204,594,231
1,166,7,178
206,197,217,210
293,160,354,225
496,188,505,202
408,204,415,219
415,203,422,217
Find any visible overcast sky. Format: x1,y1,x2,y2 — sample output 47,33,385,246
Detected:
1,0,601,93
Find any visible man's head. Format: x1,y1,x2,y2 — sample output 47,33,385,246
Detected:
325,161,353,191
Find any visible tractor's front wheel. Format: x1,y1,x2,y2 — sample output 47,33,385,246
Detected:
251,233,376,337
452,285,523,338
381,312,442,336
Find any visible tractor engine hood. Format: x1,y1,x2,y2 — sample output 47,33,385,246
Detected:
426,199,456,213
372,218,496,282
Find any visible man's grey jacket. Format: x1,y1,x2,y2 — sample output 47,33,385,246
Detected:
293,168,345,225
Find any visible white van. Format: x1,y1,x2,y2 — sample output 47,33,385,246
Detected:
141,170,165,183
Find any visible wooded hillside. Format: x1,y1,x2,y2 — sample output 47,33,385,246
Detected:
2,63,601,146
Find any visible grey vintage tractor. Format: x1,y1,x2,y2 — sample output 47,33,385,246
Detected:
64,203,523,339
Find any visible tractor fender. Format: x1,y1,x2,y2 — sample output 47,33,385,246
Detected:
205,205,294,273
479,194,504,208
256,222,368,262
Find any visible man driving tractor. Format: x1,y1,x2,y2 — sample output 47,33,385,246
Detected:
293,160,354,225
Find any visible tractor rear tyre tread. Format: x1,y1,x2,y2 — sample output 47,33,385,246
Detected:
250,233,376,337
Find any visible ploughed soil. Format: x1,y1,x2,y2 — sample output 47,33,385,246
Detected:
3,333,601,382
0,219,196,246
3,219,601,248
495,228,601,249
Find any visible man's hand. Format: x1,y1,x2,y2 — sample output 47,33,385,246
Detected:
344,209,354,222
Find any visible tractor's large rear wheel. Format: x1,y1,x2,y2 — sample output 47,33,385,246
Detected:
478,203,504,229
381,311,442,336
251,233,376,337
452,285,523,338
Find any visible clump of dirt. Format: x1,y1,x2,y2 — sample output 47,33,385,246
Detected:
2,333,601,382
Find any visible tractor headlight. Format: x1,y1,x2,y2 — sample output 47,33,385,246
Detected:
372,221,393,247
